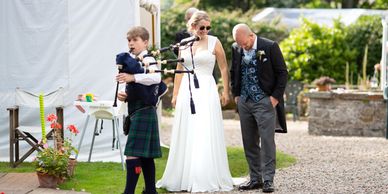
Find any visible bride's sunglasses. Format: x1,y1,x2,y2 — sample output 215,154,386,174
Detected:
199,26,211,31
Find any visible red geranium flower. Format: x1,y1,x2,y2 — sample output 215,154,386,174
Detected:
47,113,57,122
67,125,79,134
50,122,62,130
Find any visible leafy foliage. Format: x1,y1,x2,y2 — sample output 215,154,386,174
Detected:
281,15,383,84
162,2,384,85
193,0,388,9
346,15,382,78
33,114,79,178
160,6,289,63
359,0,388,9
280,18,357,83
34,147,69,177
303,0,331,8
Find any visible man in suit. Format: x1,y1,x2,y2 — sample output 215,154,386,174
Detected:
173,7,198,56
230,23,288,193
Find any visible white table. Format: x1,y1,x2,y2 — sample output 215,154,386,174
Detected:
74,100,126,170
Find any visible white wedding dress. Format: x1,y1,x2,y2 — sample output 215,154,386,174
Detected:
156,35,234,192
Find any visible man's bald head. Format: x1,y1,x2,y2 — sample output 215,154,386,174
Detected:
232,23,252,41
232,23,255,50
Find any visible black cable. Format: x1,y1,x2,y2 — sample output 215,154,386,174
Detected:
189,42,200,89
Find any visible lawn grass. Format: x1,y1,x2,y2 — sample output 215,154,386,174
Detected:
0,147,296,194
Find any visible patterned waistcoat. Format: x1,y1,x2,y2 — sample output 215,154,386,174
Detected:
240,50,266,102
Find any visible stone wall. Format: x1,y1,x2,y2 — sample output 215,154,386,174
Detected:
306,91,387,137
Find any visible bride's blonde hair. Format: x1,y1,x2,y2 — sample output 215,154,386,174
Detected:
187,11,210,33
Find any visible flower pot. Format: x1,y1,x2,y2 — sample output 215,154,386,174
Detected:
316,84,330,91
36,172,59,188
67,158,77,177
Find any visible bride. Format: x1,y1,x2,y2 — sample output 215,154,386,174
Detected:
156,10,234,192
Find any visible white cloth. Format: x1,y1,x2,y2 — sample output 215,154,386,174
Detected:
133,50,161,85
156,35,234,192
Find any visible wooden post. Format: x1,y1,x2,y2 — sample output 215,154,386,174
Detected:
7,107,19,168
152,13,155,48
56,107,64,141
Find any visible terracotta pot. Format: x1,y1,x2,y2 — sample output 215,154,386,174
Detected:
316,84,330,91
67,158,77,177
36,172,59,188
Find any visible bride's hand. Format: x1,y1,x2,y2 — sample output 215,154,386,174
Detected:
171,96,177,108
221,92,230,106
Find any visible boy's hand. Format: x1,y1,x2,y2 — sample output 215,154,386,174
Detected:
117,91,127,102
116,73,135,83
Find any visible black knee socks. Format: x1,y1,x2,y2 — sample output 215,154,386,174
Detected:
140,158,156,194
124,159,142,194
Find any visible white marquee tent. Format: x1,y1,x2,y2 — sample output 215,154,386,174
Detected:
253,7,388,29
0,0,161,162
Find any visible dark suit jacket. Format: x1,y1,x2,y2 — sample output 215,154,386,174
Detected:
174,29,191,56
230,36,288,133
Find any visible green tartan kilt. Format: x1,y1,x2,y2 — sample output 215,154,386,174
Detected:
124,107,162,158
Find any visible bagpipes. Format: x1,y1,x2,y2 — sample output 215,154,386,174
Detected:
114,36,200,114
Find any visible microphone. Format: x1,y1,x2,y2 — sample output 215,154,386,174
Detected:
135,36,200,61
178,36,200,47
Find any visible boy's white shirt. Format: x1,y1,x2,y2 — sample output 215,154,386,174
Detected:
132,50,161,86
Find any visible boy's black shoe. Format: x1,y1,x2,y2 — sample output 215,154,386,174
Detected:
262,180,274,193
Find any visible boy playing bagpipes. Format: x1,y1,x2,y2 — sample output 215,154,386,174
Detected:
116,26,164,194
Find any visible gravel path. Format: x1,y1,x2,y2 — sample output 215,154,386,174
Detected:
160,117,388,193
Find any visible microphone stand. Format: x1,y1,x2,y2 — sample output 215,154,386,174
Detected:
135,36,200,62
188,41,197,114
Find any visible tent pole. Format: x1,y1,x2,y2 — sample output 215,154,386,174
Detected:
152,13,155,48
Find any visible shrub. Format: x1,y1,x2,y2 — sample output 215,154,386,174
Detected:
280,18,356,84
281,15,382,84
346,15,382,80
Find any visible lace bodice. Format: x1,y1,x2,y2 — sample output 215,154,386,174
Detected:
179,35,217,75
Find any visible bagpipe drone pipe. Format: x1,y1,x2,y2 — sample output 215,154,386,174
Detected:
114,36,201,114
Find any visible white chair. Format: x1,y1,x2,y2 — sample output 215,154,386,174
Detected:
7,87,64,167
74,100,126,170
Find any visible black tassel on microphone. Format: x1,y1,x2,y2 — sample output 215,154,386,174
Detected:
189,42,199,89
193,74,199,89
190,97,196,114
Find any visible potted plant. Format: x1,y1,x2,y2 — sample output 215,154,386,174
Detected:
33,113,79,188
313,76,336,91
